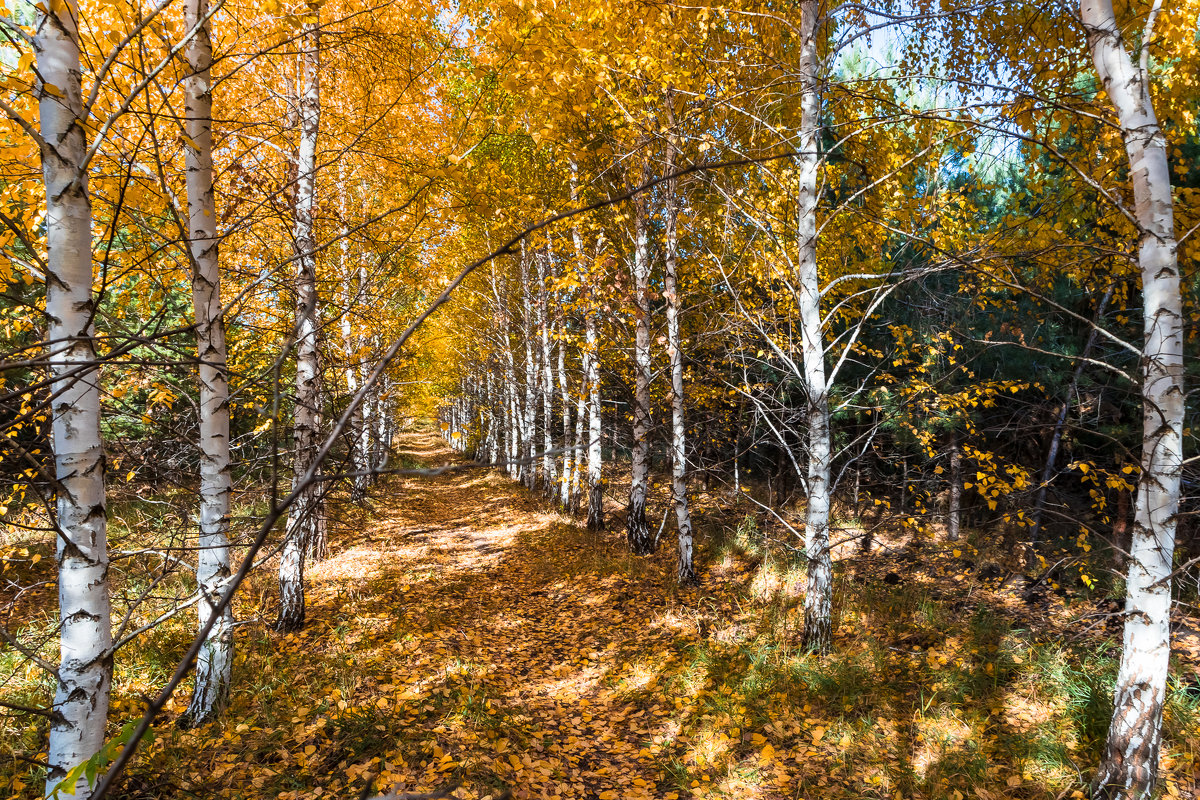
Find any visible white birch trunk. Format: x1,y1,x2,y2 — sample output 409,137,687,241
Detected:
493,271,521,480
376,387,393,465
278,15,323,631
521,246,538,490
585,317,603,529
663,121,695,584
571,356,586,511
339,177,370,502
558,336,574,508
567,167,589,516
947,433,961,543
341,292,365,498
796,0,833,655
1084,2,1183,797
626,163,654,554
37,1,112,791
507,380,519,479
356,269,374,484
366,357,384,478
490,368,501,464
502,305,521,481
538,251,556,497
180,0,234,727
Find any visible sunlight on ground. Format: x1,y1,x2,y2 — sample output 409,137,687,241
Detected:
4,432,1198,799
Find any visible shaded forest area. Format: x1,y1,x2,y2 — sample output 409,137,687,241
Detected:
0,0,1198,799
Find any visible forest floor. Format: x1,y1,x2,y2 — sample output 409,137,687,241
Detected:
5,429,1200,799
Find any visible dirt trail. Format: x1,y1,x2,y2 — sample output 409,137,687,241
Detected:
149,430,1200,800
290,430,699,800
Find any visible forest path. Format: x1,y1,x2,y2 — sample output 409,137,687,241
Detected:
284,428,703,800
149,430,1200,800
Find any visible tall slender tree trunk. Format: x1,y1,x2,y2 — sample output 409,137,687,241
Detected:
558,336,574,508
506,357,520,480
356,262,374,487
1085,2,1184,798
341,290,365,500
796,0,832,655
484,371,498,462
569,166,600,524
180,0,234,727
376,385,393,466
1030,285,1113,543
500,289,522,481
37,1,112,791
626,161,654,555
539,250,556,498
585,305,604,530
521,246,538,490
491,367,502,465
366,351,385,481
947,432,961,543
493,270,521,481
507,379,520,479
572,365,586,512
663,116,695,584
339,179,371,503
278,15,323,631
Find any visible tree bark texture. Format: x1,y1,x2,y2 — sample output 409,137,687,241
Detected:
278,15,324,631
796,0,833,655
538,250,556,498
558,336,574,508
37,1,113,791
180,0,234,727
1085,2,1183,798
626,162,654,555
663,121,696,584
521,245,538,490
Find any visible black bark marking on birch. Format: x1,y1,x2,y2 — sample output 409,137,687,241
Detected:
626,493,653,555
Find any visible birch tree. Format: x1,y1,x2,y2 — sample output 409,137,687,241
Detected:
663,116,695,584
795,0,833,654
557,329,574,509
180,0,234,726
625,160,655,555
521,246,538,490
36,0,112,790
1083,1,1184,796
339,179,371,503
538,250,556,497
585,258,604,531
278,9,325,631
569,168,605,528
